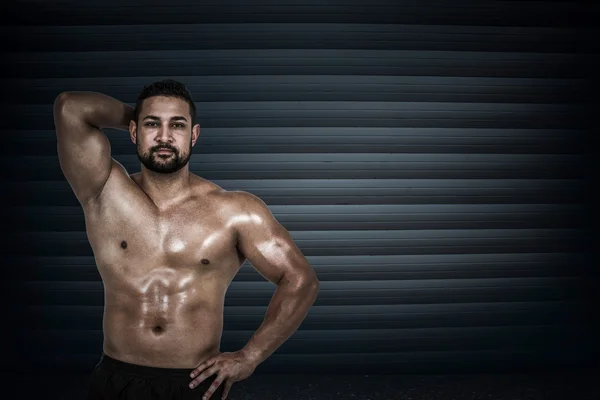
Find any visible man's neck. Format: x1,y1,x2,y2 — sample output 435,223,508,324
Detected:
139,166,193,209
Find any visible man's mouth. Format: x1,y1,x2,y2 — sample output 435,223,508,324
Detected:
155,148,174,154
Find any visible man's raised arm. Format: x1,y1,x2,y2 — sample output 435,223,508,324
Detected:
53,91,133,204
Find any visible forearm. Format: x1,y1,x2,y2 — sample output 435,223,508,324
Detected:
55,91,134,131
241,274,319,367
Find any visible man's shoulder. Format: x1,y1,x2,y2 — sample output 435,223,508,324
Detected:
216,189,267,211
206,187,271,224
188,175,271,220
217,190,275,237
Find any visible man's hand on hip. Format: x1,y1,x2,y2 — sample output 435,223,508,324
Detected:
189,351,257,400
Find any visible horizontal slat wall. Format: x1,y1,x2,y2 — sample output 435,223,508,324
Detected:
4,0,598,374
3,50,594,79
1,1,597,27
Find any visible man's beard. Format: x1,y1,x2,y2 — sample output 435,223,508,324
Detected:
136,140,192,174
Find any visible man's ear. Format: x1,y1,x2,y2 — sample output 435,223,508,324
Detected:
191,123,200,146
129,120,137,144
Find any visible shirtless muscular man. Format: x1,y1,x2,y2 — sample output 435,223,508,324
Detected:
52,79,320,400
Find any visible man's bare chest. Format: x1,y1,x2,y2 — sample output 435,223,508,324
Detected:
84,192,240,271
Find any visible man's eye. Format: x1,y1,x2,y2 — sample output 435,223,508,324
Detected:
144,122,184,128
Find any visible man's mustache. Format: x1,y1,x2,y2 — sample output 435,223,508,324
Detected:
152,146,177,153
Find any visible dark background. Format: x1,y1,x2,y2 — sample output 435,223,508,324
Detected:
2,0,599,398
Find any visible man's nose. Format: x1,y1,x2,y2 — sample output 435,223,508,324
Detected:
156,125,172,142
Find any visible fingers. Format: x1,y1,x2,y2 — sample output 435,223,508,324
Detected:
202,374,226,400
221,379,233,400
189,364,220,389
190,357,218,379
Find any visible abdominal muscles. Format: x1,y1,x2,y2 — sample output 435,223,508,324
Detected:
101,265,224,368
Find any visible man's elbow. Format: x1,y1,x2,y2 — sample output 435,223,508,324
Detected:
288,270,320,299
54,91,75,110
53,91,79,121
307,273,320,294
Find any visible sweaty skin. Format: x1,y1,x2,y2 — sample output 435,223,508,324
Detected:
53,91,320,376
89,171,246,367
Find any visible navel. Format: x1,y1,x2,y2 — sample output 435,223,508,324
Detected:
201,259,210,265
120,240,128,249
152,325,164,335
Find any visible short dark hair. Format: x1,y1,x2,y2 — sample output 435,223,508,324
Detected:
134,79,196,124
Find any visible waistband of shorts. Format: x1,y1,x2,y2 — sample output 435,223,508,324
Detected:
97,353,194,381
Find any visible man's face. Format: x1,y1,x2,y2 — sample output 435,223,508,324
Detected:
130,96,200,174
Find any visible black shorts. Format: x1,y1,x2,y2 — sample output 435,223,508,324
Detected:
87,353,223,400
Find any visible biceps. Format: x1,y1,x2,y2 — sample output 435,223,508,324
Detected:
239,229,309,284
55,102,112,203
